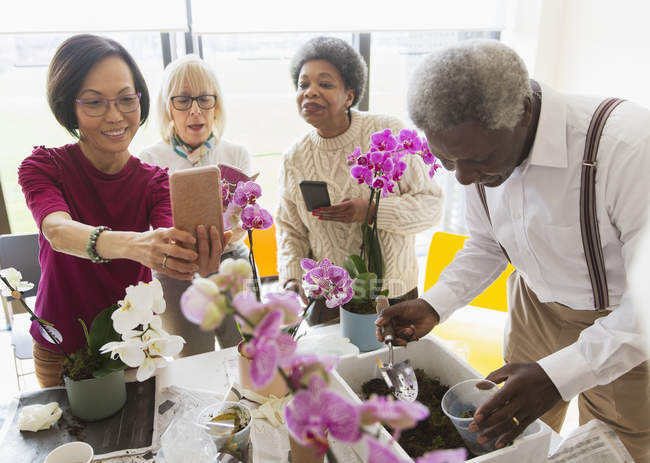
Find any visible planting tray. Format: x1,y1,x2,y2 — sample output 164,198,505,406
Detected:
330,334,552,463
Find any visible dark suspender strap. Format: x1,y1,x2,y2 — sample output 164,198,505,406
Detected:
475,183,511,263
580,97,624,310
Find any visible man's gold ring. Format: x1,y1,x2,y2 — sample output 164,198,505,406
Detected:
162,254,168,270
512,416,520,427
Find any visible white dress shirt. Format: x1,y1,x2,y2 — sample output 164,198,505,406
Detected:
422,83,650,400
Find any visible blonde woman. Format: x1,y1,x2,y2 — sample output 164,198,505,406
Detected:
140,54,253,354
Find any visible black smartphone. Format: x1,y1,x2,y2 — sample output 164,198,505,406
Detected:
299,180,331,211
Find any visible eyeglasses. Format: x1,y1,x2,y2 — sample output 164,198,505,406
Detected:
170,94,217,111
75,93,141,117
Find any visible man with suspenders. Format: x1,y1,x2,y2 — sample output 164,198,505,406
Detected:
377,40,650,461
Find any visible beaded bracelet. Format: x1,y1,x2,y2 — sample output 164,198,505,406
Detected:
86,225,111,263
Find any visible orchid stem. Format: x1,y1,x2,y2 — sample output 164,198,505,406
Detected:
247,230,262,302
326,447,339,463
0,275,71,361
360,188,376,261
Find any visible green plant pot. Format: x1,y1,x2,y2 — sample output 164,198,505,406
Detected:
64,369,127,421
340,307,383,352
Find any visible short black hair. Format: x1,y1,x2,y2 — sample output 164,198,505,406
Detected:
47,34,150,138
289,36,368,108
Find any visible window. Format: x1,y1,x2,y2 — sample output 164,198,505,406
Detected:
0,32,165,233
369,31,500,237
199,32,353,208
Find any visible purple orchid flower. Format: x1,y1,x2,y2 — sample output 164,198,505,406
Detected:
347,146,362,166
301,258,355,308
366,437,406,463
285,375,362,456
241,309,296,388
285,353,339,389
241,203,273,230
398,129,423,153
370,129,398,152
372,176,395,198
351,165,372,185
233,181,262,207
221,180,233,208
416,448,468,463
360,394,429,440
366,437,466,463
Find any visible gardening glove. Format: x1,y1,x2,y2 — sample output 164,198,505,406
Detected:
18,402,62,432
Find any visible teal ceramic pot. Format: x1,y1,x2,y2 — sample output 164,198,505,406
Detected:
340,307,383,352
64,369,127,421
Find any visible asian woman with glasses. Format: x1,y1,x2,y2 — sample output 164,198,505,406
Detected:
139,54,254,355
18,34,226,387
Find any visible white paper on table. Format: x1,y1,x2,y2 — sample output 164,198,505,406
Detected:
547,419,634,463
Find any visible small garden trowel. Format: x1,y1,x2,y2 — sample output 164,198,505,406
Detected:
375,296,418,401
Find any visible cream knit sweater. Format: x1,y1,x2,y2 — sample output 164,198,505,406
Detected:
276,110,443,297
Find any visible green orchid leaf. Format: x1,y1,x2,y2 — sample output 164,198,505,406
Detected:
88,304,121,353
93,357,127,378
344,255,367,278
366,229,384,290
352,272,378,301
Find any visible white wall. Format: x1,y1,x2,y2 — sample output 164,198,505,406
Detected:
503,0,650,109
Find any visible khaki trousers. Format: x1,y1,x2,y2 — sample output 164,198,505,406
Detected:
33,341,65,388
505,273,650,462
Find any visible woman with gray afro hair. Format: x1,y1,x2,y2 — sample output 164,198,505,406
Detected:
408,39,532,134
277,36,443,324
289,36,367,109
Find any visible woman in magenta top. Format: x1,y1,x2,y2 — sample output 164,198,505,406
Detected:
18,34,223,387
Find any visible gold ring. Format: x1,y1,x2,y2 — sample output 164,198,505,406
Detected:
162,254,168,269
512,416,520,427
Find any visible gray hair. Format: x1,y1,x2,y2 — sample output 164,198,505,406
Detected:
408,40,532,133
290,36,367,108
156,54,226,143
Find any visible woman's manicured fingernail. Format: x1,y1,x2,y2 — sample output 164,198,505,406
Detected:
496,442,504,449
469,423,478,432
477,435,487,444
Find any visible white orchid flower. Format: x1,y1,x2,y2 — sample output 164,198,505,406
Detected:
111,281,155,333
146,334,185,357
100,338,146,367
142,315,170,342
149,278,166,314
136,355,168,382
0,268,34,296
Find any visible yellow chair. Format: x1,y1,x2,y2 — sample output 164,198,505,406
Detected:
244,223,278,280
424,231,514,376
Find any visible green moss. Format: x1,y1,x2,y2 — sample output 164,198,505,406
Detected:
362,368,472,458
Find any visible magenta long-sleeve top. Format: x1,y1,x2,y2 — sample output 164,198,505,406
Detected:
18,143,173,353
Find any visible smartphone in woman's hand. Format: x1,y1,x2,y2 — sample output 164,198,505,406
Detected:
170,166,225,248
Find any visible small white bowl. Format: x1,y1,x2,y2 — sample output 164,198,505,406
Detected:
44,441,94,463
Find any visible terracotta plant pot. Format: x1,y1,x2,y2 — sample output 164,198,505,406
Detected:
237,342,289,398
64,369,127,421
289,434,325,463
340,306,382,352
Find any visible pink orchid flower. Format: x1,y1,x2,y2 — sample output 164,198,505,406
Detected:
366,437,467,463
360,394,429,440
241,309,296,388
233,290,302,334
370,129,398,152
398,128,423,153
285,375,362,456
285,353,339,389
241,203,273,230
233,180,262,207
